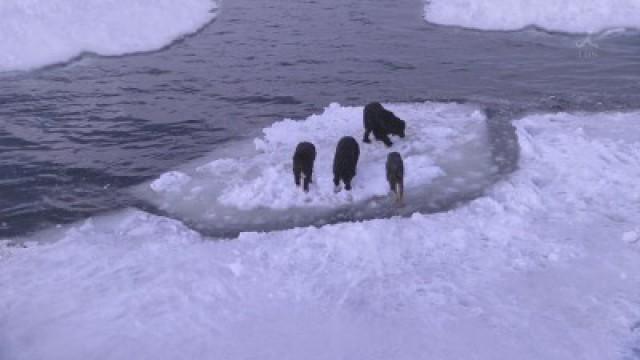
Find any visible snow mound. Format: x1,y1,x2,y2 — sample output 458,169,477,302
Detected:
0,0,217,72
2,110,640,359
150,171,192,193
424,0,640,33
135,102,493,233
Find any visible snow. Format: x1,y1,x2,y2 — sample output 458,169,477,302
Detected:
150,171,192,193
0,0,217,72
622,231,639,244
2,109,640,359
424,0,640,34
135,102,493,233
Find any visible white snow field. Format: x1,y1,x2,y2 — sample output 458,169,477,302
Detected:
424,0,640,33
135,102,495,233
0,0,217,72
2,109,640,360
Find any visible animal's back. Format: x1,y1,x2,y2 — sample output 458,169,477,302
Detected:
333,136,359,175
294,142,316,163
363,102,383,125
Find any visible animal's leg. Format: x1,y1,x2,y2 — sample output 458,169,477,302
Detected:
294,168,301,187
381,134,393,147
363,128,372,143
396,182,404,205
303,174,311,192
333,176,341,193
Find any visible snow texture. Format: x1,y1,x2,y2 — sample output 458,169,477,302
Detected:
2,109,640,359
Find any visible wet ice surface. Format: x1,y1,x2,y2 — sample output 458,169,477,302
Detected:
2,110,640,359
135,102,497,236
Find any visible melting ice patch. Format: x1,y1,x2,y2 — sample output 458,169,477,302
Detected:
140,102,493,234
0,0,217,72
2,110,640,359
424,0,640,33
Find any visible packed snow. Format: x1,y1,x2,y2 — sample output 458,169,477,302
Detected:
0,0,217,72
2,108,640,359
137,102,495,234
424,0,640,33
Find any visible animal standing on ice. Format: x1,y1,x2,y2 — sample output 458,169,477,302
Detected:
332,136,360,192
292,141,316,192
363,102,406,147
386,151,404,205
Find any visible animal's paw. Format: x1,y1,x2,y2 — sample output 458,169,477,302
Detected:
334,185,342,193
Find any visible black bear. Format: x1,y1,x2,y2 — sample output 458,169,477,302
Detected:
292,141,316,192
333,136,360,192
386,152,404,204
363,102,406,147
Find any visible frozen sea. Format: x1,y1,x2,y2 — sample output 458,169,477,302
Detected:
1,0,640,359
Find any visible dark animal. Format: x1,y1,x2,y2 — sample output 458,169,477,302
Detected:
386,152,404,204
333,136,360,191
293,142,316,192
363,102,406,147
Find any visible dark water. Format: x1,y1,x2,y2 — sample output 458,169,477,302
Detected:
1,0,640,238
